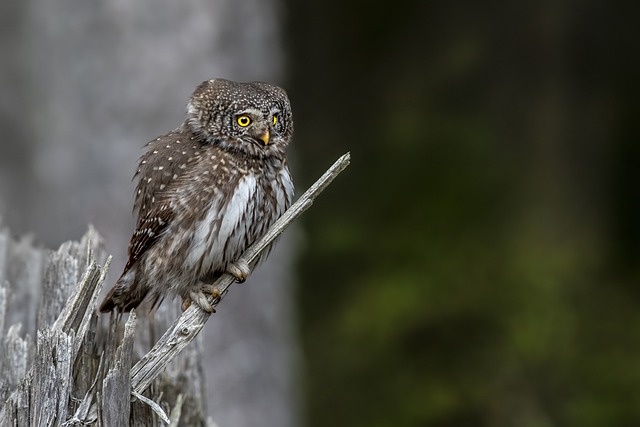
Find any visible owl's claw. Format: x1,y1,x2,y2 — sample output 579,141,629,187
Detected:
182,284,222,313
227,259,250,283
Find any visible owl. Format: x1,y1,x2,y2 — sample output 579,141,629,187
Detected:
99,78,294,313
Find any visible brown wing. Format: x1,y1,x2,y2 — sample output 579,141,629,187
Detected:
122,207,175,274
133,126,197,220
122,125,203,275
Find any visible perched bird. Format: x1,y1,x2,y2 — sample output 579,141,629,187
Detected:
99,78,294,313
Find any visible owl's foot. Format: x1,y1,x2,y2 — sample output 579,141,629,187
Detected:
227,259,251,283
181,285,222,313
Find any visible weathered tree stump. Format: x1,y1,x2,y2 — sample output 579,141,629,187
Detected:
0,225,210,426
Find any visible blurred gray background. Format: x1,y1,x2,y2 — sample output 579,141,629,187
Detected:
0,1,298,426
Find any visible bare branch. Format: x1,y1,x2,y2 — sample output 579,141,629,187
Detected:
130,152,351,394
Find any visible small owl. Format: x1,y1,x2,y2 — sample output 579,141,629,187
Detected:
99,78,294,313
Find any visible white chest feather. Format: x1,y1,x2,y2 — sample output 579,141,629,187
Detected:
218,174,258,248
186,174,260,272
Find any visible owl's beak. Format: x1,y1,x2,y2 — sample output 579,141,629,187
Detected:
259,129,270,145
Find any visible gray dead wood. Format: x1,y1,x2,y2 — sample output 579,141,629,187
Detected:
0,222,212,426
100,312,137,427
0,227,108,426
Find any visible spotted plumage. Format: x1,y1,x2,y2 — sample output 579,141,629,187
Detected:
99,79,294,313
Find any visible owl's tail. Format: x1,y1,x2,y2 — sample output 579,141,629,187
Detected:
98,269,147,313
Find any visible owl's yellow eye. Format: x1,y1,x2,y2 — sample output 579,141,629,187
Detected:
237,115,252,127
272,115,277,125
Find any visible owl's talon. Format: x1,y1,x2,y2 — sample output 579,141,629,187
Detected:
227,260,250,283
192,291,215,313
182,293,210,312
183,287,220,313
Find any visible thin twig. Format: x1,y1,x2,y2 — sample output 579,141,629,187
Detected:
130,152,351,394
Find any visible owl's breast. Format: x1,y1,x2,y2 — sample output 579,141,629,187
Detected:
186,165,292,278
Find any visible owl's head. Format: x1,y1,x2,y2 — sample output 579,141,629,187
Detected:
186,79,293,158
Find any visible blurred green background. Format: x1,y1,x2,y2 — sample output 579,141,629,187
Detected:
286,1,640,425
